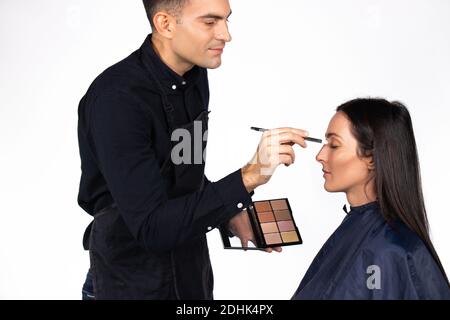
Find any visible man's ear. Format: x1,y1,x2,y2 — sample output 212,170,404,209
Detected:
153,11,177,39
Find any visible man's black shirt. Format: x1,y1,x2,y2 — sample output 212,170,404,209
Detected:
77,34,252,254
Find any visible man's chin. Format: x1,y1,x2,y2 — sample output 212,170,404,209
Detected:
200,59,222,70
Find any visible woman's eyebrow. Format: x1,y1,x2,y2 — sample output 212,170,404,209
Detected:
325,133,342,139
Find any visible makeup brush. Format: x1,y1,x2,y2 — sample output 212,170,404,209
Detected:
250,127,322,144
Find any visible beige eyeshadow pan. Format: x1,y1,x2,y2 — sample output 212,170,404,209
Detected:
264,233,282,245
257,212,275,223
281,231,299,243
274,210,292,221
254,201,272,212
270,199,289,211
277,220,295,232
260,222,279,234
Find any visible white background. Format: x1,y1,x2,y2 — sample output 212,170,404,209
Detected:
0,0,449,299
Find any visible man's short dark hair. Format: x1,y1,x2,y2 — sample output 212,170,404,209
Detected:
142,0,189,30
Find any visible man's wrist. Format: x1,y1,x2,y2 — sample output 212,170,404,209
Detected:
241,165,258,193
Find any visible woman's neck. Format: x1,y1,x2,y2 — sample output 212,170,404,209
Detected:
346,182,377,207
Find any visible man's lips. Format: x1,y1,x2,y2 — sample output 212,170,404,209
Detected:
209,47,224,53
322,169,331,175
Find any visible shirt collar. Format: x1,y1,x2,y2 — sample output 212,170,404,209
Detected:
348,201,379,214
140,34,201,93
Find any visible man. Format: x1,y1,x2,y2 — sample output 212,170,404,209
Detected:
77,0,308,299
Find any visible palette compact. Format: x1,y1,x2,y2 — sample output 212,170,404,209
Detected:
220,198,302,250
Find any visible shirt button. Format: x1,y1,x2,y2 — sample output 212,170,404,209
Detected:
182,81,186,85
237,203,243,209
172,84,177,90
207,226,212,231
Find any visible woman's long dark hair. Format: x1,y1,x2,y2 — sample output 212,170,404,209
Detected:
337,98,449,285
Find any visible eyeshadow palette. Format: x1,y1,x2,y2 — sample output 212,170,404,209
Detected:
220,198,302,250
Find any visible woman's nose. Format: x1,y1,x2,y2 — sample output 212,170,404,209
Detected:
316,145,326,163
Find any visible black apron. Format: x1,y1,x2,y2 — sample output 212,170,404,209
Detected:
86,63,212,299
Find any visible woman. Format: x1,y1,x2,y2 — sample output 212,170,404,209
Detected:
293,98,450,299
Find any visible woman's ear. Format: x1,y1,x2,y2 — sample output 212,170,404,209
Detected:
366,157,375,171
153,11,177,39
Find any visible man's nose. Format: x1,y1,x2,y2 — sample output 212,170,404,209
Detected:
216,22,232,42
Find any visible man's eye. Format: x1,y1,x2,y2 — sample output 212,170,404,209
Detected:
205,20,216,25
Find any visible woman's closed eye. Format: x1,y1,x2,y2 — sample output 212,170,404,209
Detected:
325,141,339,149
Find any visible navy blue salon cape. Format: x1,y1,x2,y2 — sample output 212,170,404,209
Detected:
293,202,450,299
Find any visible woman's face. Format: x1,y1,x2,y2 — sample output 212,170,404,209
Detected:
316,112,375,205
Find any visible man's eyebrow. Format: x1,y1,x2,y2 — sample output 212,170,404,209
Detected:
197,10,232,20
